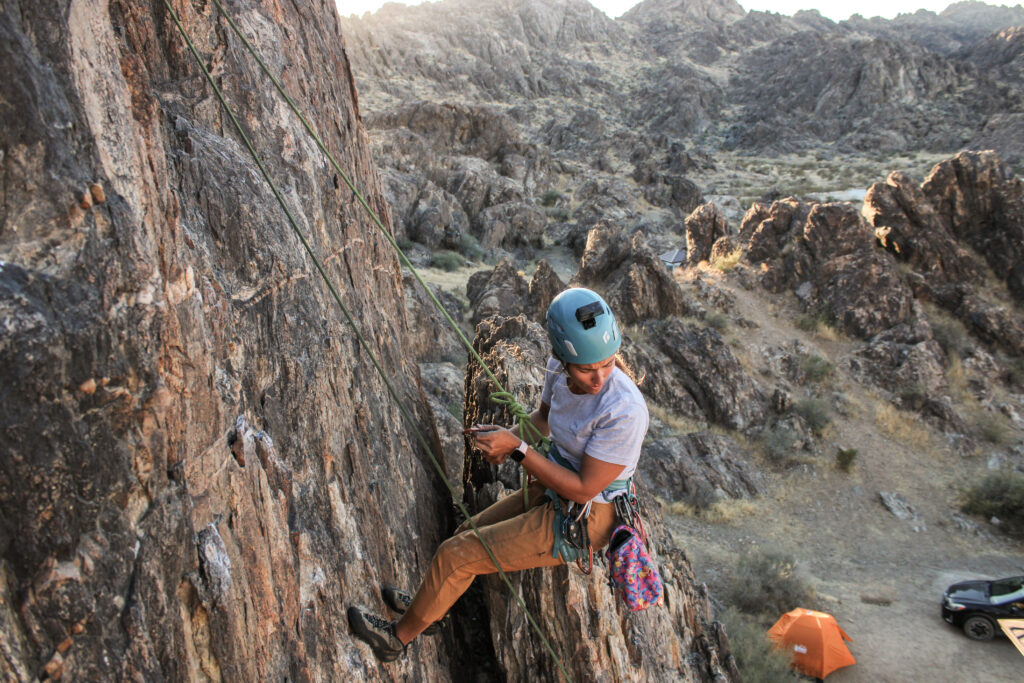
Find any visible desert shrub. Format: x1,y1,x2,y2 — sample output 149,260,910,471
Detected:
835,447,858,472
800,354,833,383
898,383,927,409
1006,357,1024,389
541,189,563,207
458,233,484,261
974,411,1011,445
794,303,834,334
712,248,743,271
725,549,815,617
704,311,729,330
794,398,831,435
930,316,968,359
544,206,571,221
430,250,464,272
762,424,797,464
720,608,799,683
397,237,416,252
960,472,1024,533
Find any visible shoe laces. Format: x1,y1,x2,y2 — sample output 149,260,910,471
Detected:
364,612,393,633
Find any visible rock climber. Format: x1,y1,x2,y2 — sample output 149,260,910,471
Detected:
347,287,649,662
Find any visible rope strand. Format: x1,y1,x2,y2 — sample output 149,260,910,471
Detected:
162,2,569,679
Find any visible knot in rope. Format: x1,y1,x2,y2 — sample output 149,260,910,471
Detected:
488,390,550,507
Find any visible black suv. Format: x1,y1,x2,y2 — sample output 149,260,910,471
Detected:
942,575,1024,640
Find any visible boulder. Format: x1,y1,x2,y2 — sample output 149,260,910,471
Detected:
403,271,466,363
467,258,529,326
685,202,730,265
640,430,763,508
623,319,768,433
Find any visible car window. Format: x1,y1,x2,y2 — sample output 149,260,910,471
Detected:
991,577,1024,597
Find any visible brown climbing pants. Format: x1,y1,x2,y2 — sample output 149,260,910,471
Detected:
402,479,618,633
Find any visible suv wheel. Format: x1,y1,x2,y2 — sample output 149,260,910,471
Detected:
963,615,996,641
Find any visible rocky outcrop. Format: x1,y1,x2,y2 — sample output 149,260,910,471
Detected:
863,151,1024,355
740,198,915,339
921,151,1024,301
0,2,469,681
575,226,692,324
623,319,768,433
463,315,735,682
640,429,763,508
686,202,731,265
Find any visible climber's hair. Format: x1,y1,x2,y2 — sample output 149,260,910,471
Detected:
548,352,644,386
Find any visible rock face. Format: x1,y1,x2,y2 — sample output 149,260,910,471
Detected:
463,315,734,682
575,226,692,324
740,198,916,339
641,429,763,508
0,4,738,680
342,0,1024,159
863,151,1024,355
0,3,439,681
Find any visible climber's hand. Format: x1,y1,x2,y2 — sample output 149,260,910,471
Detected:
471,425,515,464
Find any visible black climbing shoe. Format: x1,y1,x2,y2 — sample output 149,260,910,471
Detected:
347,606,407,662
382,586,447,635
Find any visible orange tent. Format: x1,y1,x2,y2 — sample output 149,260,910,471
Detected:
767,608,856,679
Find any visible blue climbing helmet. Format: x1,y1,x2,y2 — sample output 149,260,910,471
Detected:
546,288,621,365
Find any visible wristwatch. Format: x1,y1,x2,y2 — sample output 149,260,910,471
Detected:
510,440,528,463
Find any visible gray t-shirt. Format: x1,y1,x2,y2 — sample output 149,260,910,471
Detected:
540,357,649,503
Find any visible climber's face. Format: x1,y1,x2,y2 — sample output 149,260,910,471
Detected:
565,355,615,395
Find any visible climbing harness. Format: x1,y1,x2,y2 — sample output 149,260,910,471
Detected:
163,2,569,679
544,444,635,575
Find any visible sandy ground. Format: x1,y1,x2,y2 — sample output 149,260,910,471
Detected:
664,266,1024,682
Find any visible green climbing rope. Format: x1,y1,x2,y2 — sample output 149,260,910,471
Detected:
162,2,569,680
206,0,540,508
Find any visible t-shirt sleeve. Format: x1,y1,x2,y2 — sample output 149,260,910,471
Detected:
583,398,649,466
540,357,560,405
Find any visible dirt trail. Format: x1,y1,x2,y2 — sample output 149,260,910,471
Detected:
666,267,1024,682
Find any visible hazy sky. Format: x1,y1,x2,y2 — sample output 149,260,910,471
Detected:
337,1,1018,22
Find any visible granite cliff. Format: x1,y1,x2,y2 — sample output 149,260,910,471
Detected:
0,1,729,681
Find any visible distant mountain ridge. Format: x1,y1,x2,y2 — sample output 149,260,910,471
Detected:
341,0,1024,157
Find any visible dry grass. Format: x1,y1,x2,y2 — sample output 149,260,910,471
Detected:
665,497,758,523
649,403,706,434
945,354,968,400
711,248,743,272
413,263,489,292
873,402,935,449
